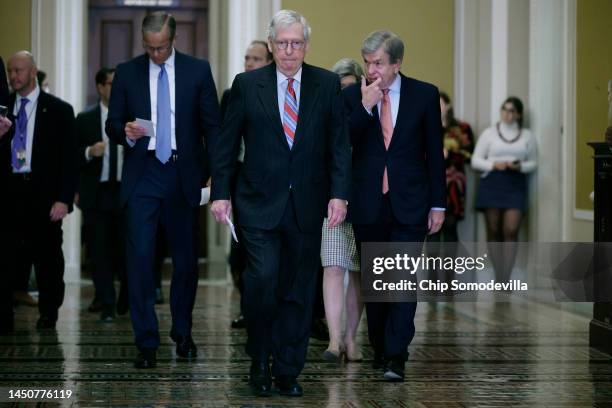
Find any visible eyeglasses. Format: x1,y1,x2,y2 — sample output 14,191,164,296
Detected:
143,42,172,54
274,41,305,50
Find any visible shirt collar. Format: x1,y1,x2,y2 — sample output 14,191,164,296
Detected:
276,66,302,87
17,84,40,105
149,47,176,69
99,101,108,116
386,73,401,94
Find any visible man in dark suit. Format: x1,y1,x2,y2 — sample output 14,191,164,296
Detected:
0,56,15,334
106,12,221,369
211,10,351,397
0,51,77,330
219,40,272,330
344,30,445,381
77,67,128,321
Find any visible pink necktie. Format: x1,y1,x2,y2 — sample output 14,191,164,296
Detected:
380,89,392,193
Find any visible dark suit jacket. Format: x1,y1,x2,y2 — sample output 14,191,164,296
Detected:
344,73,445,227
210,62,351,233
76,104,120,210
0,91,77,212
106,51,221,207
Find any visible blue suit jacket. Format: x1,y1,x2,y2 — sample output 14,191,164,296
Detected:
344,73,445,228
106,51,220,207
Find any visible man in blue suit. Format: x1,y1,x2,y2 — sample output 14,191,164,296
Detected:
106,12,221,368
344,30,445,381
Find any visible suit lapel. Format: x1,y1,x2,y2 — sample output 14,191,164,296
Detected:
257,64,286,149
139,54,151,120
371,104,387,151
174,51,185,150
31,92,47,172
291,63,319,152
94,105,103,142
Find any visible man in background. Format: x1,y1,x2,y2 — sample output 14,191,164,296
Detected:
77,67,128,322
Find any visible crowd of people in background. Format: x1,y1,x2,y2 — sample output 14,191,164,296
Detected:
0,8,538,398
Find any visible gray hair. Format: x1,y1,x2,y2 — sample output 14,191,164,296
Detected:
10,50,37,68
361,30,404,64
142,11,176,39
331,58,364,80
267,9,311,42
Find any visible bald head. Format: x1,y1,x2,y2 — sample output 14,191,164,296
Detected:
8,51,38,96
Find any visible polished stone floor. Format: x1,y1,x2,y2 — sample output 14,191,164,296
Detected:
1,265,611,407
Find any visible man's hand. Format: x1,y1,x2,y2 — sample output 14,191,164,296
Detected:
210,200,232,224
327,198,347,228
89,141,107,157
0,116,12,138
361,76,383,112
124,121,147,141
493,161,508,171
49,202,69,222
507,161,521,171
427,209,445,235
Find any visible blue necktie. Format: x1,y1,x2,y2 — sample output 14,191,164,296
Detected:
12,98,29,169
156,63,171,163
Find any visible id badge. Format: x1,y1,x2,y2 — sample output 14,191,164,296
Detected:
16,149,26,167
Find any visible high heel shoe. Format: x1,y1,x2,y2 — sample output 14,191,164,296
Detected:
323,344,345,363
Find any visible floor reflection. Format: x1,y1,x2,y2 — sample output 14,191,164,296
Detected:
0,262,611,406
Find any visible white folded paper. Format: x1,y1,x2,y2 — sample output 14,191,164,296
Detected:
135,118,155,137
225,214,239,242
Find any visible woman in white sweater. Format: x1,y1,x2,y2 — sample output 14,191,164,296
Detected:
472,97,537,278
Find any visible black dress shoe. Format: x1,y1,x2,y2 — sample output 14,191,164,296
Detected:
134,348,157,369
249,360,272,397
36,316,56,330
231,314,246,329
100,305,115,322
383,358,405,381
310,318,329,341
88,298,103,313
174,335,198,359
275,375,303,397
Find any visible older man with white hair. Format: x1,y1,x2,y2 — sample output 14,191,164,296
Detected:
211,9,351,397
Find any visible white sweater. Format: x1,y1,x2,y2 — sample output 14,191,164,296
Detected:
471,122,537,176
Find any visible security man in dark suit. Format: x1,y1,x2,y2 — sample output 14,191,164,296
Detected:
0,51,77,330
344,30,445,381
77,67,128,321
106,12,221,368
211,10,350,397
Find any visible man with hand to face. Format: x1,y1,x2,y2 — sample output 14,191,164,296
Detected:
0,51,77,331
210,10,350,397
106,12,221,369
343,30,445,381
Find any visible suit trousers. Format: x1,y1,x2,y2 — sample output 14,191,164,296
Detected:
83,182,126,307
240,192,322,377
8,176,65,321
353,193,425,362
125,156,199,350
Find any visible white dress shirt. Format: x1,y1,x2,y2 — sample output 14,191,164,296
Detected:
11,85,40,173
86,102,123,182
276,67,302,121
147,48,176,150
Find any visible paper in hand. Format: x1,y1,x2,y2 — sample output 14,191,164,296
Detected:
135,118,155,137
200,187,211,206
225,214,239,243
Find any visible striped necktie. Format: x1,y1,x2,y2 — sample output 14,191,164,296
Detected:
282,78,298,149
